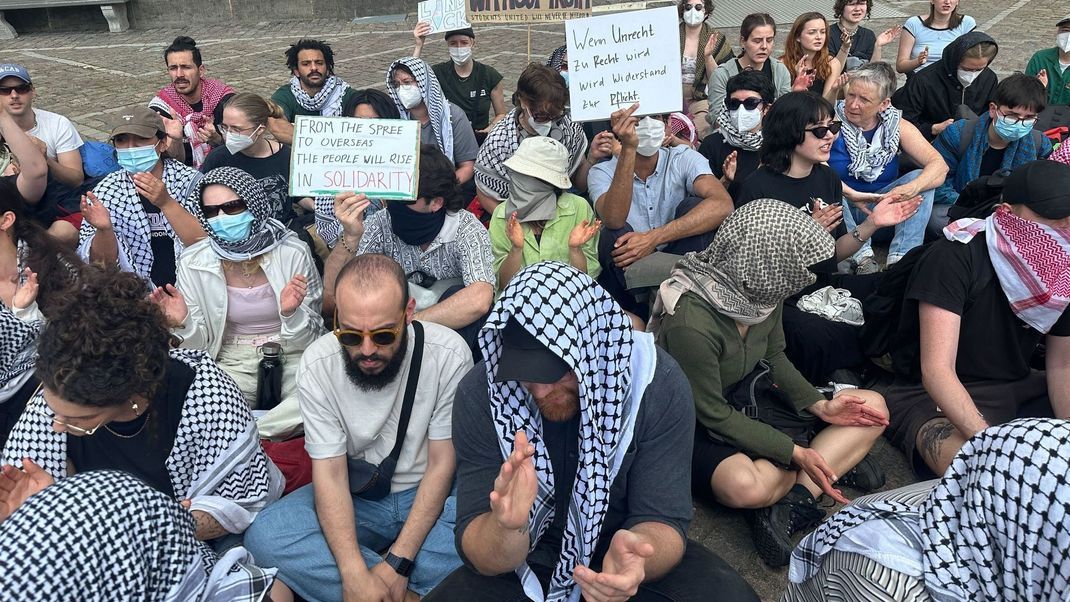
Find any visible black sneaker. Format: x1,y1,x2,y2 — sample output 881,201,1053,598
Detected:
838,453,886,492
750,488,827,567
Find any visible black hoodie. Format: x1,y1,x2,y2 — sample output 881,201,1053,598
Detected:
891,31,998,140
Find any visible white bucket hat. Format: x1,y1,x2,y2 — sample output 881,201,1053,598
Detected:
503,136,572,190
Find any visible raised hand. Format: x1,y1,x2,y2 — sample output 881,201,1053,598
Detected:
588,130,616,162
413,21,432,44
0,458,54,522
703,33,720,58
792,445,849,504
809,394,889,428
506,212,526,249
489,430,538,531
792,56,815,91
196,122,221,146
334,192,371,247
159,110,185,142
1037,69,1049,89
568,219,601,248
876,25,902,47
132,172,173,208
574,529,654,602
916,46,929,67
610,103,640,150
149,283,189,327
80,191,113,231
722,150,738,183
11,268,38,310
280,273,308,317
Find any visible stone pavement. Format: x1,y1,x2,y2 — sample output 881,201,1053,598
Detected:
2,1,1064,599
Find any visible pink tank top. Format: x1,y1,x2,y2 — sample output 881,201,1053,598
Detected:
224,282,282,336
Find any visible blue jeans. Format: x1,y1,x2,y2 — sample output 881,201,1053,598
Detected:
841,169,935,264
243,483,461,601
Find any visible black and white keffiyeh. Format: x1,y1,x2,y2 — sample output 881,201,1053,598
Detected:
195,167,292,262
0,470,275,602
76,159,202,285
479,261,636,602
475,108,588,201
0,304,40,402
289,74,350,117
714,105,763,152
386,57,454,161
835,100,902,183
547,45,568,71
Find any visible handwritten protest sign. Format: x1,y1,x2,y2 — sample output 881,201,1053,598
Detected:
565,6,682,122
289,117,420,199
466,0,591,24
418,0,471,34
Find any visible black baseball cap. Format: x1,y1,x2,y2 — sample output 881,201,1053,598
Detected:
445,27,475,40
492,318,571,384
1002,160,1070,220
1057,16,1070,28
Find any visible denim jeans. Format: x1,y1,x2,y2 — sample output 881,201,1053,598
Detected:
840,168,935,264
243,483,461,601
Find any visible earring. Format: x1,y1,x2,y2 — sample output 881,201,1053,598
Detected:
131,400,140,416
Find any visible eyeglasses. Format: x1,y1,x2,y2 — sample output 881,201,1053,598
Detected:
995,108,1037,126
525,106,563,123
218,123,262,135
391,79,417,88
682,3,704,10
333,311,406,347
201,198,248,219
805,121,843,139
0,84,32,96
725,97,764,111
33,402,105,436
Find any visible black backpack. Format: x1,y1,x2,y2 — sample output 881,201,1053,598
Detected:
947,168,1010,221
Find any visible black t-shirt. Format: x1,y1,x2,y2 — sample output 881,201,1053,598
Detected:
67,358,195,497
894,234,1070,383
828,24,877,64
201,142,297,224
433,61,504,131
979,146,1006,178
736,58,774,88
141,195,177,287
698,132,759,203
736,165,846,238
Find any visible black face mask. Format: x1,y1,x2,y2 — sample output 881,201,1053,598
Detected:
386,200,446,246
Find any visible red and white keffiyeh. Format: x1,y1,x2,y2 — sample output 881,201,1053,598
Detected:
150,77,234,168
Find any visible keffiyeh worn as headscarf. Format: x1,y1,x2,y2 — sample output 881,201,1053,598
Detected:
289,74,350,117
480,262,636,602
835,100,902,183
714,105,763,152
547,45,567,71
0,304,40,402
650,199,835,331
195,167,293,262
476,109,588,201
386,57,454,161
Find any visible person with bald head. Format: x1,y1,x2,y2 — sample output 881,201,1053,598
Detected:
244,253,470,602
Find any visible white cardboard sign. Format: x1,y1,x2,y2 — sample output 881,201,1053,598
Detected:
418,0,471,34
289,117,421,200
565,5,682,121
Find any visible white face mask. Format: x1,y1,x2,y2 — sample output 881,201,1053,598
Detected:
449,47,473,65
635,116,665,156
526,109,553,136
957,68,981,87
683,8,705,26
396,84,423,110
1057,32,1070,53
731,107,762,132
224,126,261,155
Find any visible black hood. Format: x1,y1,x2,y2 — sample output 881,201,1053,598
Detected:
938,30,998,78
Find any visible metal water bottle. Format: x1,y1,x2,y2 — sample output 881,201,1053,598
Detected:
256,342,284,411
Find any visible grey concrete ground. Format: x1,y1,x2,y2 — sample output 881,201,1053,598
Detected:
1,1,1063,599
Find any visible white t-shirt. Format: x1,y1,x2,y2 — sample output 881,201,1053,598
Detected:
27,108,83,161
298,321,473,493
903,15,977,72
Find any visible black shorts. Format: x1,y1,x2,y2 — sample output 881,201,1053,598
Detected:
691,424,742,502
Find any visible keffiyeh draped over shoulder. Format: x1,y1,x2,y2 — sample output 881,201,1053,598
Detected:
475,109,588,202
547,45,568,71
289,74,350,117
0,304,40,402
835,100,902,183
0,470,275,602
195,166,292,261
387,57,454,160
479,261,637,602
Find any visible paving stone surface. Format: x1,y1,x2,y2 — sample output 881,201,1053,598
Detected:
2,1,1064,599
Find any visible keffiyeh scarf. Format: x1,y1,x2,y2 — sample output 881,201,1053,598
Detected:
289,74,350,117
0,304,40,402
195,166,292,261
1050,141,1070,167
386,57,454,161
480,262,637,602
150,77,235,168
476,109,587,201
547,45,567,71
714,105,763,152
943,205,1070,333
835,100,902,183
650,199,835,332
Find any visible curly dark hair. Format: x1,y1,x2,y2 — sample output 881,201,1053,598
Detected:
759,91,834,174
284,39,335,75
343,88,401,119
36,265,170,408
164,36,202,66
417,144,463,212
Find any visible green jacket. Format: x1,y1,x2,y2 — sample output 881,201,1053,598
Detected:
488,192,601,285
1026,48,1070,106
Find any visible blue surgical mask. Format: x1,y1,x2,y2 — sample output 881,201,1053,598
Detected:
115,144,160,174
559,70,569,86
993,114,1035,142
208,210,255,242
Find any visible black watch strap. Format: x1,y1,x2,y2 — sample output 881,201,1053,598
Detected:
385,552,415,577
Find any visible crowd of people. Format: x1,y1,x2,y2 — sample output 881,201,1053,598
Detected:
1,2,1070,601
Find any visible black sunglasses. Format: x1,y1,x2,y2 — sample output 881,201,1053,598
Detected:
725,97,764,111
682,3,704,10
201,198,248,219
0,84,32,96
805,121,843,139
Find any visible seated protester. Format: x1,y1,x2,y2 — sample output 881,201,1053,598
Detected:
831,62,947,272
475,63,608,214
386,57,479,191
489,137,601,288
895,0,977,75
781,12,845,102
0,307,40,451
76,107,206,288
883,160,1070,477
590,105,733,317
891,31,999,141
699,70,774,200
424,261,760,602
931,74,1052,234
786,419,1070,602
149,37,235,169
245,254,469,601
652,199,889,568
0,470,276,601
269,39,359,144
322,145,494,352
828,0,902,71
1026,16,1070,107
2,265,284,542
0,110,47,209
679,0,733,138
412,25,507,136
156,167,324,441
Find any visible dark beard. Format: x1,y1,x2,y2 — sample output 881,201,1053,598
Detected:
342,328,408,391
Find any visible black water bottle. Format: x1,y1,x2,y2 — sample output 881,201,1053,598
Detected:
256,342,284,411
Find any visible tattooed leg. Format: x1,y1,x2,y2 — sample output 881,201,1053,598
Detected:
916,418,968,475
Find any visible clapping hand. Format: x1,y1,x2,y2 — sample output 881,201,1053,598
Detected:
574,530,654,602
506,212,526,249
721,150,738,183
280,274,308,317
490,430,538,531
149,283,189,328
876,25,902,47
80,191,113,231
569,219,601,248
811,200,843,233
11,268,38,310
132,172,174,208
0,459,54,522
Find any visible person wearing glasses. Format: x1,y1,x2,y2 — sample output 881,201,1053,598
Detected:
828,0,902,71
244,253,469,602
699,71,775,201
2,264,283,544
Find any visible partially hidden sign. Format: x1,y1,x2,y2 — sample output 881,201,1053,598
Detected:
289,117,420,199
466,0,591,24
418,0,471,34
565,5,682,122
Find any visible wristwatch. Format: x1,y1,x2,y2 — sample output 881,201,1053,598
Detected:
385,552,415,578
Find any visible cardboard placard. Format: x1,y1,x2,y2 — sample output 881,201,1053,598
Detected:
289,117,420,199
565,5,682,121
465,0,591,24
418,0,472,34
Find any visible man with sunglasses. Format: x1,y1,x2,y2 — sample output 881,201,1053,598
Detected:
245,253,470,602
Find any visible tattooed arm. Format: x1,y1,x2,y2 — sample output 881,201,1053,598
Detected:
186,505,229,540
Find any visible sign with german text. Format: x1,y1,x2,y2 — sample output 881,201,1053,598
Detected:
565,6,682,121
418,0,471,34
289,117,420,199
466,0,591,24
